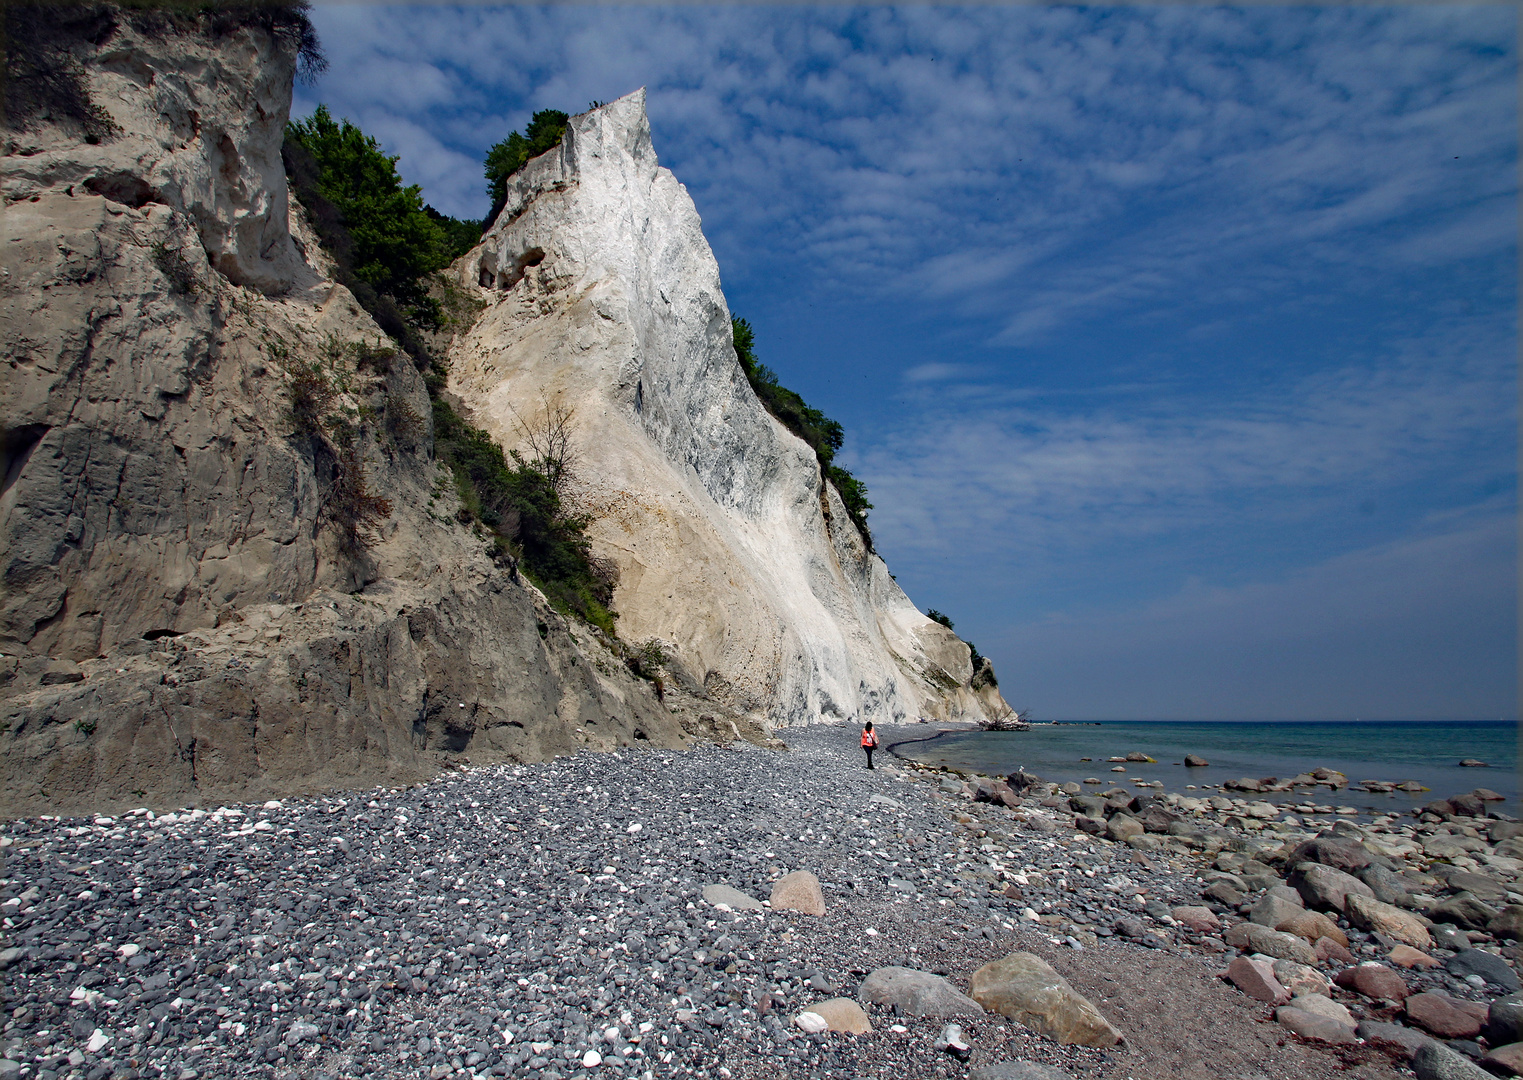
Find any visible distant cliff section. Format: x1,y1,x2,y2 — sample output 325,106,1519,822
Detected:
0,9,1007,816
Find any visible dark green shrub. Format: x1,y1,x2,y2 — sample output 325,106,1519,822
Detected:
734,317,873,547
383,392,422,448
285,106,458,314
431,392,616,632
926,609,953,630
424,205,482,262
281,357,335,439
483,109,568,227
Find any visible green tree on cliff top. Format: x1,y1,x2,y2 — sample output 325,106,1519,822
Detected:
483,109,569,227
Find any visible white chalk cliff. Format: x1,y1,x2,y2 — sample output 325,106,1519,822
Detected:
449,90,1008,727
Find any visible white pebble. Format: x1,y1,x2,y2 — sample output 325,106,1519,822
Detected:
581,1050,602,1068
795,1011,828,1033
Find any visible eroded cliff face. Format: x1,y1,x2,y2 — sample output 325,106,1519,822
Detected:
0,14,696,817
449,90,1011,728
0,23,1006,816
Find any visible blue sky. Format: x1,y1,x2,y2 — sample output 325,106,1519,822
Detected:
297,5,1517,719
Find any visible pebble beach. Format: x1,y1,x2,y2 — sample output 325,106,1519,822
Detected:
3,725,1520,1080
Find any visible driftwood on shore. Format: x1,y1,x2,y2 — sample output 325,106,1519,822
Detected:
980,706,1030,732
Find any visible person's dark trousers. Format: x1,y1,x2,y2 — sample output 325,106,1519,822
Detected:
865,747,874,769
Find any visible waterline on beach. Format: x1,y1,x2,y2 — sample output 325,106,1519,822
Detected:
891,719,1518,816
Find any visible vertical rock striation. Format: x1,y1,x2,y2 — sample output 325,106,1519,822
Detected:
450,89,1010,728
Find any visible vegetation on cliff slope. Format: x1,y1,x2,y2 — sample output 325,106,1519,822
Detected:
731,317,874,547
926,609,994,686
284,107,615,630
484,108,569,228
285,106,463,319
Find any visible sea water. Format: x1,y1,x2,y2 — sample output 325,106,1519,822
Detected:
890,720,1520,815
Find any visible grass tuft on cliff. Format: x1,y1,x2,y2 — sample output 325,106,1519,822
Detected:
285,105,616,631
732,317,874,547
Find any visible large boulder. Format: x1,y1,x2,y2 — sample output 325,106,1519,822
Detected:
1485,995,1523,1046
1356,864,1410,904
1106,815,1144,843
770,871,826,916
1276,909,1347,948
1446,949,1521,992
857,968,984,1018
1223,922,1318,964
1272,961,1329,999
1248,894,1303,929
1411,1041,1493,1080
1171,906,1220,933
1489,906,1523,941
1444,872,1509,902
1482,1043,1523,1078
1275,1004,1356,1044
970,953,1123,1047
1334,963,1410,1003
1344,894,1433,949
1431,892,1500,931
1405,993,1485,1039
1225,956,1289,1004
1357,1020,1435,1059
1290,836,1371,872
1290,862,1374,912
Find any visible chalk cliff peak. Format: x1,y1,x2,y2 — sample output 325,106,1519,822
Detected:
449,89,1009,727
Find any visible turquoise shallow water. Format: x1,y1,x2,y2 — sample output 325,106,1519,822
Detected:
890,720,1520,815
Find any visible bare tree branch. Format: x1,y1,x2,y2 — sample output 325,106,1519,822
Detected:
510,394,578,494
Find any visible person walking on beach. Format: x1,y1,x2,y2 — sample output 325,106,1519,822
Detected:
861,721,879,769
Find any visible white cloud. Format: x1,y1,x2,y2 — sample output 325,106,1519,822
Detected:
296,6,1515,329
858,322,1514,573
